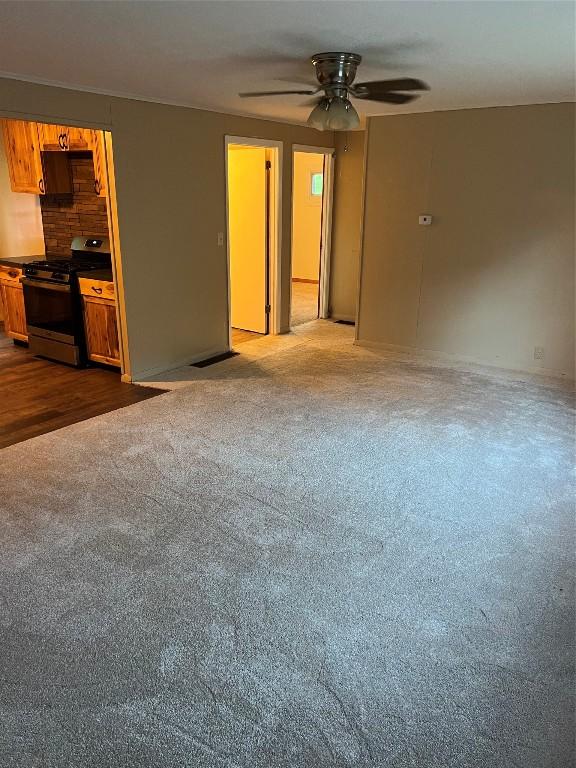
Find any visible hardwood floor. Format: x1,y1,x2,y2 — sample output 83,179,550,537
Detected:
230,281,320,343
0,330,165,450
231,327,263,346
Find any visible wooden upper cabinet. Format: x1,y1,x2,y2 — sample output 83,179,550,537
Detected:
39,123,106,196
66,126,90,151
88,130,107,198
38,123,65,150
1,119,109,197
1,119,72,195
39,123,90,151
1,119,44,194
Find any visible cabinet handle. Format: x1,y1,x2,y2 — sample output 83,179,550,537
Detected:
38,178,45,194
91,286,103,294
94,179,100,195
58,133,64,150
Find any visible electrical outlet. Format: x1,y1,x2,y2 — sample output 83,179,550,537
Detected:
217,232,224,246
534,346,545,361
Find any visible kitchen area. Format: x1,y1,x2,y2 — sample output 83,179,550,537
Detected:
0,118,161,448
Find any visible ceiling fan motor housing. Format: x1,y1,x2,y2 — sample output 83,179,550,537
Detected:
311,52,362,97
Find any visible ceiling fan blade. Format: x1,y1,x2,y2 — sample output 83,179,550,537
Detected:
275,76,319,87
352,78,429,97
238,89,319,98
359,92,419,104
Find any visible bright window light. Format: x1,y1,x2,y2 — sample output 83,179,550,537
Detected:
311,172,323,197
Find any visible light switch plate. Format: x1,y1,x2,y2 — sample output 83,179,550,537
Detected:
419,215,433,226
217,232,224,246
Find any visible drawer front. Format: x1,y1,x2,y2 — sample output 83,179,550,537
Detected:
78,277,115,299
0,264,23,283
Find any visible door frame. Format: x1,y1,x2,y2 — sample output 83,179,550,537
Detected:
224,135,283,347
0,114,131,380
102,130,131,381
291,144,335,321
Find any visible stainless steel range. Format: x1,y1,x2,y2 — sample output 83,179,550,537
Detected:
22,237,111,366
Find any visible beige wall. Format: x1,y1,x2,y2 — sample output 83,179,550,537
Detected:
291,152,323,281
0,138,45,261
0,137,45,322
358,104,575,378
329,131,366,322
0,77,335,378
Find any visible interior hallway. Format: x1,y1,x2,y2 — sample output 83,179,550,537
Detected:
1,320,573,767
290,280,319,327
232,279,319,345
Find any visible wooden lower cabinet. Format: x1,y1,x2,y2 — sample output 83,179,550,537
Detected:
81,295,120,367
0,267,27,342
0,268,121,368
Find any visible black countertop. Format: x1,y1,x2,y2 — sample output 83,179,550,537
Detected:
77,268,114,282
0,254,49,268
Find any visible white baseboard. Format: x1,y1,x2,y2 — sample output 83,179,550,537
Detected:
132,345,226,382
354,339,574,382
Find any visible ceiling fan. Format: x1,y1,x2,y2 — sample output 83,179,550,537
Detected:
239,52,429,131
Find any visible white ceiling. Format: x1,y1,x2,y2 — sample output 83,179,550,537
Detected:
0,1,573,126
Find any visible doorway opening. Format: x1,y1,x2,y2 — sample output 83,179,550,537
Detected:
290,145,334,329
0,117,155,449
225,136,282,349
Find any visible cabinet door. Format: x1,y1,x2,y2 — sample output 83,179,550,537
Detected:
0,282,27,341
82,296,120,366
66,126,89,151
39,123,90,151
38,122,67,150
88,130,107,197
1,119,44,194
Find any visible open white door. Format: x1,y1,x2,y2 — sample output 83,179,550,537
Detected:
291,144,335,324
227,146,268,334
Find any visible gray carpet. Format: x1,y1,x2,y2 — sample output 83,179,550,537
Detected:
1,324,574,768
291,281,319,327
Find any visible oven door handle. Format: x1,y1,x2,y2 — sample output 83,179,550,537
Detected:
20,277,72,293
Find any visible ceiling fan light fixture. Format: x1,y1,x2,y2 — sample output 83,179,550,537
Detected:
325,96,360,131
307,96,360,132
307,98,331,130
239,50,429,127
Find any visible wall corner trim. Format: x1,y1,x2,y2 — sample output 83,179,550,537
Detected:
131,345,227,383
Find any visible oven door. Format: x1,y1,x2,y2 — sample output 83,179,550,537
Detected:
21,278,80,345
